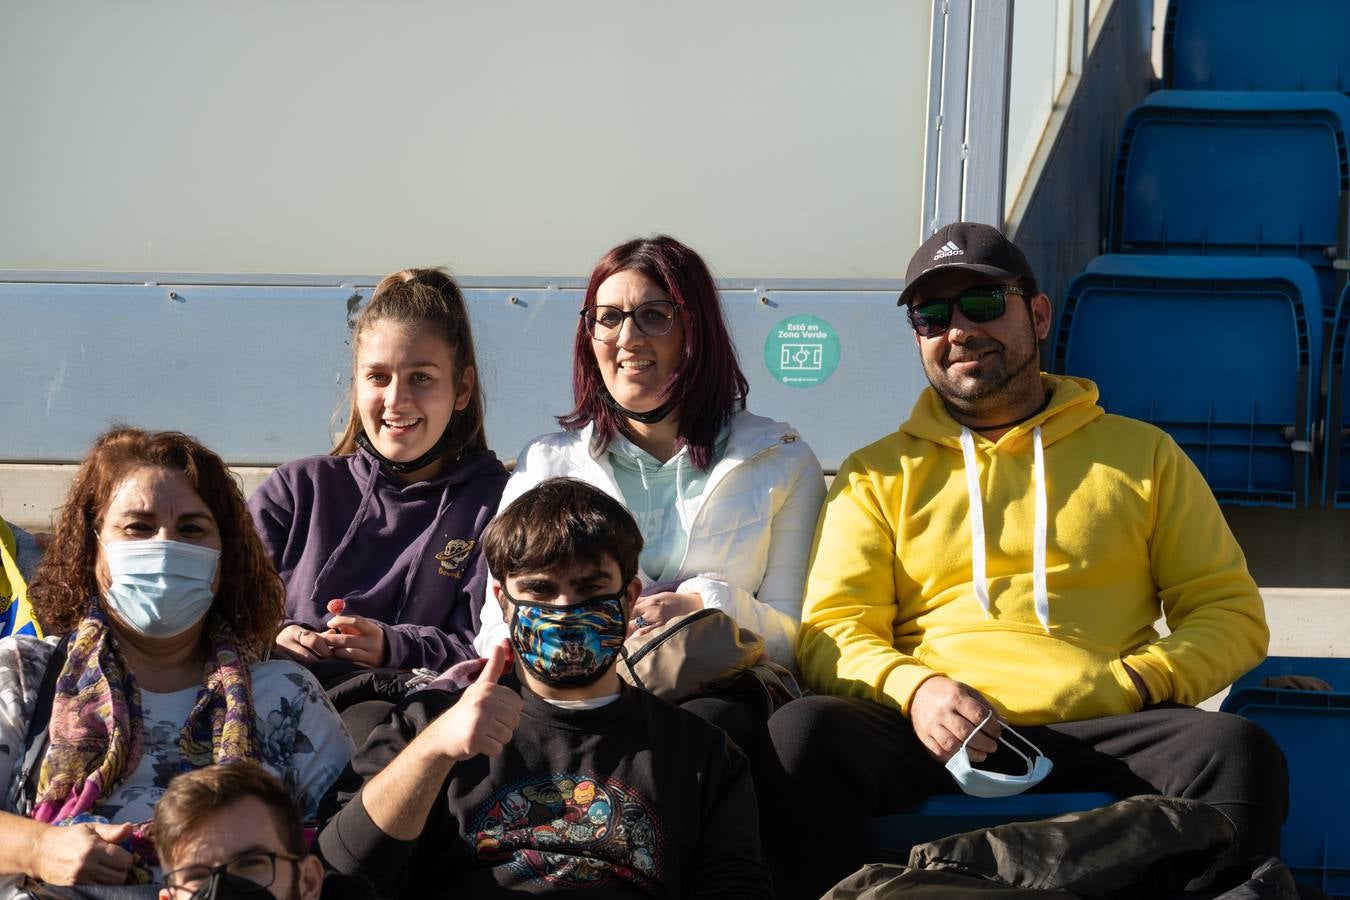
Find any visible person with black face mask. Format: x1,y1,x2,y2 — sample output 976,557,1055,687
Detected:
155,762,325,900
315,478,771,898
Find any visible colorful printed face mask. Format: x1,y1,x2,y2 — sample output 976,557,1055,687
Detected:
505,587,627,688
100,538,220,638
945,710,1054,798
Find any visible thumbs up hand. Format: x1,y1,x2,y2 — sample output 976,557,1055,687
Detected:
427,640,524,763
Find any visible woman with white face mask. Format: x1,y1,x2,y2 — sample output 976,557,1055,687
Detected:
0,428,353,893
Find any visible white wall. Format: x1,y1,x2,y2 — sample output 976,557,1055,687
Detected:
0,0,931,280
1004,0,1077,219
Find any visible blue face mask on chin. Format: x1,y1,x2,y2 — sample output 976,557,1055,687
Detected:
101,538,220,638
945,710,1054,798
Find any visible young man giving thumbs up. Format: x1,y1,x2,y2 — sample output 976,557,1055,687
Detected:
316,478,771,898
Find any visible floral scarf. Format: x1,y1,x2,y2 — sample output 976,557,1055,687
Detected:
31,605,257,876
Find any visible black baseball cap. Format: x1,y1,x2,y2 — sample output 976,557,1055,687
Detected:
897,221,1038,307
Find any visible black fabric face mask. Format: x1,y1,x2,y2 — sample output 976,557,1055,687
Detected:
189,871,281,900
600,388,679,426
355,419,456,476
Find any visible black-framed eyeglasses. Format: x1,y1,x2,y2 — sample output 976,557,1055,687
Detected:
580,300,678,342
164,850,301,897
907,285,1024,337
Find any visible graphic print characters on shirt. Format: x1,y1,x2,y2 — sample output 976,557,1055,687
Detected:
471,772,663,889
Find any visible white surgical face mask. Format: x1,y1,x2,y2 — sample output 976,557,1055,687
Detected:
945,710,1054,798
101,539,220,638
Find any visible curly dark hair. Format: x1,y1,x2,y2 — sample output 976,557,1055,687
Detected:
28,427,284,659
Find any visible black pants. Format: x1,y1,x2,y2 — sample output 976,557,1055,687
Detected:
681,691,787,870
765,696,1289,900
681,694,762,757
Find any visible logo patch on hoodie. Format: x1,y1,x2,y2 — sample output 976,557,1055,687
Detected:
436,538,476,577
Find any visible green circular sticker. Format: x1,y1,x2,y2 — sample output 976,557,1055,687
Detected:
764,315,840,388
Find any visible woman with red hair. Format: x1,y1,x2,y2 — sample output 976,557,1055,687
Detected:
475,235,825,750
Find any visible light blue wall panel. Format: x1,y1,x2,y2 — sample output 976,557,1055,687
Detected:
2,279,926,470
724,289,926,466
2,282,358,464
468,287,587,460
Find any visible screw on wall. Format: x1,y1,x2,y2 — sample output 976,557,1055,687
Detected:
168,290,183,302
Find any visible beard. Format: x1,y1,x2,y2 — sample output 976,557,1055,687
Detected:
922,318,1041,411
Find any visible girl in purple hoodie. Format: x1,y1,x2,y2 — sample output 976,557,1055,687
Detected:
249,268,508,684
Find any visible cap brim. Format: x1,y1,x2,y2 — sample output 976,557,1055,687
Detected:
897,262,1023,306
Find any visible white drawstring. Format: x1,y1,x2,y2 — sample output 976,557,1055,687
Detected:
674,453,689,531
632,453,653,524
959,426,1050,632
959,428,991,619
1031,425,1049,631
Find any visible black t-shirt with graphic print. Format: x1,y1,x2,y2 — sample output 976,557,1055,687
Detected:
317,677,771,898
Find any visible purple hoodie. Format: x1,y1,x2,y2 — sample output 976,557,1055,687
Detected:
249,447,507,671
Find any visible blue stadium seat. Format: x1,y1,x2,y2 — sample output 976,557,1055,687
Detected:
1225,656,1350,713
1108,90,1350,316
1324,284,1350,506
872,793,1117,859
1164,0,1350,93
1054,255,1323,507
1222,657,1350,897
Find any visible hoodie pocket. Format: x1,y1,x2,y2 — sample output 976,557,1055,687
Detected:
914,625,1142,724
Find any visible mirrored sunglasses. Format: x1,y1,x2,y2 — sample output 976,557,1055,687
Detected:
907,286,1023,337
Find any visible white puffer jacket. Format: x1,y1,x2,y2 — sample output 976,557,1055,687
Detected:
473,411,826,670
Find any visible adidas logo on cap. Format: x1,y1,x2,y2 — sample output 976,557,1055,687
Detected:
932,240,963,261
899,222,1036,308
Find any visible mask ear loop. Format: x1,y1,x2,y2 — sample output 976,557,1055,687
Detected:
958,710,1048,777
995,725,1050,776
956,709,999,755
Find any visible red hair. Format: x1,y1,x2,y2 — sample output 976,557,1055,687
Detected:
559,235,748,469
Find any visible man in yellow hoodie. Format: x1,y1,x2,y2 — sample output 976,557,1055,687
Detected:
767,222,1285,898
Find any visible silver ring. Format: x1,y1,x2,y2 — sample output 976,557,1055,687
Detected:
634,615,649,628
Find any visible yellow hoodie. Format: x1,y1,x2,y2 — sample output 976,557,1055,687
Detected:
798,375,1268,726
